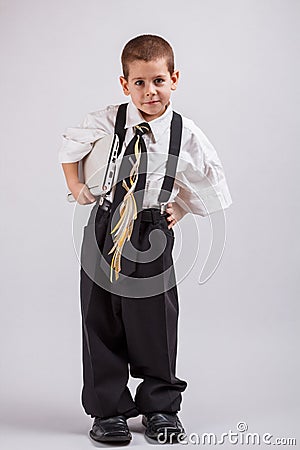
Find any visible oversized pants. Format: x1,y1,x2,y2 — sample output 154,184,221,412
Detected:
79,201,187,419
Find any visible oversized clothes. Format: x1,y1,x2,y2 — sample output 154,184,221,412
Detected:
59,100,233,419
80,202,186,419
59,99,233,217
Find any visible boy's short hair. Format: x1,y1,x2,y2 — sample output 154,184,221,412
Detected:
121,34,175,79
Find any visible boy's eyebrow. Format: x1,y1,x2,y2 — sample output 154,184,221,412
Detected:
131,74,167,80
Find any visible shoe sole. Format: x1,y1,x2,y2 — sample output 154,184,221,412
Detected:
89,430,132,443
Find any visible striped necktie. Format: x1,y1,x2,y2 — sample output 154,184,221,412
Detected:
102,122,151,282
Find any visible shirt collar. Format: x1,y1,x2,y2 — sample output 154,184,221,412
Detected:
125,99,173,143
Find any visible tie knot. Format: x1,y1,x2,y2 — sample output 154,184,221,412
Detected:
134,122,151,137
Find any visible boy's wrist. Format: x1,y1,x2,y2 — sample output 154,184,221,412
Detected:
67,179,82,190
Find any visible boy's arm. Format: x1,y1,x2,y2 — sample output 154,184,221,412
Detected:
61,162,96,205
59,106,120,204
172,119,233,217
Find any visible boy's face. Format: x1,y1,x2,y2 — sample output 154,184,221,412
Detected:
120,58,179,122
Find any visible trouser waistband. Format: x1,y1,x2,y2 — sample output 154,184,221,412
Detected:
97,198,168,223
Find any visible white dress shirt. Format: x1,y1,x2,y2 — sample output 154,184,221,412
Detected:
59,100,233,216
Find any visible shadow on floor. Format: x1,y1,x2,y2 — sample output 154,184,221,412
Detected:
0,404,145,438
0,405,90,435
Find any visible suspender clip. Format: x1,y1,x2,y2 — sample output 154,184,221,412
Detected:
160,203,167,214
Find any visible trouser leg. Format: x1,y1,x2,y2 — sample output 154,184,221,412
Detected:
122,284,187,414
122,217,187,414
79,204,139,419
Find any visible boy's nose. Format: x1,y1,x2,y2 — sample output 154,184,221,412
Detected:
145,83,157,96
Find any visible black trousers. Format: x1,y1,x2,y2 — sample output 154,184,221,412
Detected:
79,202,187,420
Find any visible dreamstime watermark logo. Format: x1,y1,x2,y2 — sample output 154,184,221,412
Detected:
71,152,229,297
157,421,297,446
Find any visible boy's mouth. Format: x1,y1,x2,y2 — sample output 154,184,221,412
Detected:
144,100,160,105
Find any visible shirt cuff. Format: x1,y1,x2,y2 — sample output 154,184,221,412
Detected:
58,139,92,163
58,127,109,163
174,179,233,217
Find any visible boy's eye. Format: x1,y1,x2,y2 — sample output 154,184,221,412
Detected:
134,78,165,86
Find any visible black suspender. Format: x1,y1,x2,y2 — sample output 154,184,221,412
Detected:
113,103,183,206
114,103,128,156
158,111,182,203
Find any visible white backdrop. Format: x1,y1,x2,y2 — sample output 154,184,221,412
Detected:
0,0,299,448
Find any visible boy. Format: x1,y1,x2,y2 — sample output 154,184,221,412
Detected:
59,35,232,444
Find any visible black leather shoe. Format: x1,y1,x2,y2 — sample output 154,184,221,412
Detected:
142,412,186,443
89,415,132,443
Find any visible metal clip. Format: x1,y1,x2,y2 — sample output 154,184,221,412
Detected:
160,203,167,214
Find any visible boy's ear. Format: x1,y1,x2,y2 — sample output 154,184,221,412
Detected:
171,70,180,91
119,76,130,96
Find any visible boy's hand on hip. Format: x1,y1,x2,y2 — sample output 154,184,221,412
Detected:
166,202,187,229
69,182,96,205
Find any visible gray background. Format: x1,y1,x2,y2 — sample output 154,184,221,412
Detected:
0,0,299,448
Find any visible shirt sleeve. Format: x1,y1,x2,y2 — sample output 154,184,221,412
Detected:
58,105,118,163
173,119,233,216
